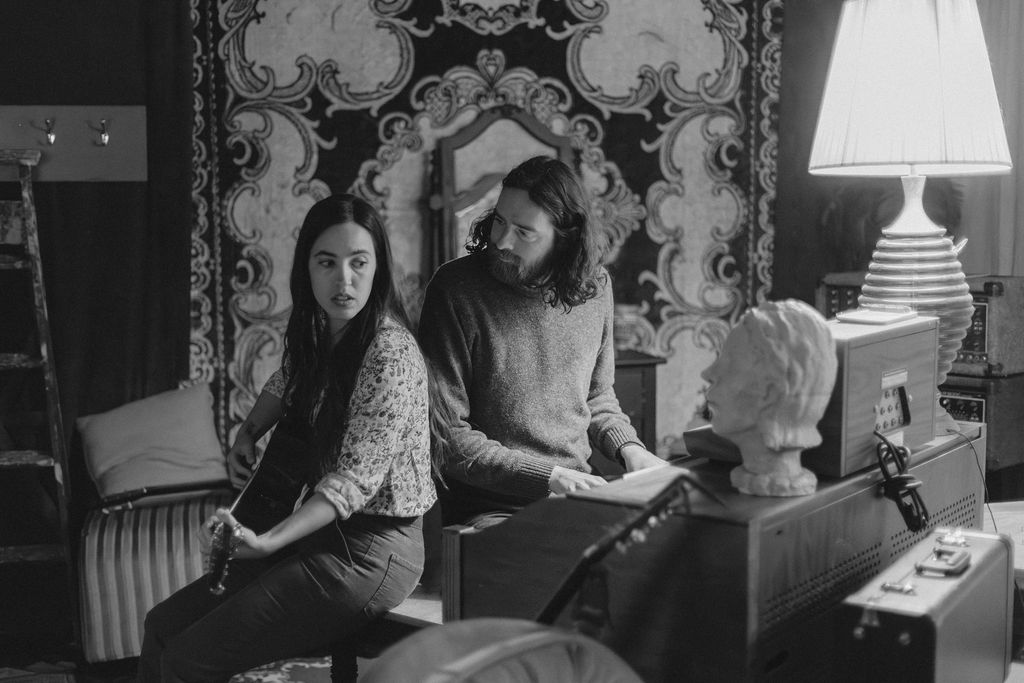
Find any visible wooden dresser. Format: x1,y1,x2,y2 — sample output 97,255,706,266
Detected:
590,350,665,474
614,350,664,448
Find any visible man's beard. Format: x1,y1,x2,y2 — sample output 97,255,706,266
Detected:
486,247,552,288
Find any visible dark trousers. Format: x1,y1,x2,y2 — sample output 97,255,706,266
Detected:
438,478,523,528
138,514,423,683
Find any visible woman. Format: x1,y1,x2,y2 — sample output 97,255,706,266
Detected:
139,194,439,683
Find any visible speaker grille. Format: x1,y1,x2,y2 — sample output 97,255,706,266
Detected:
762,542,882,633
748,435,983,682
760,492,979,634
889,492,978,559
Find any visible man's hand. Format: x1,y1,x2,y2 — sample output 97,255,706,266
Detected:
619,443,668,472
548,465,607,495
226,431,258,488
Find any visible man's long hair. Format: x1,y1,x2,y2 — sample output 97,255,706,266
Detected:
466,156,605,311
282,194,449,476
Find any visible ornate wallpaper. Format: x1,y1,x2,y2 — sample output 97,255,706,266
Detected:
191,0,781,455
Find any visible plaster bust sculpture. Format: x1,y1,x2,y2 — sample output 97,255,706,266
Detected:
700,299,837,496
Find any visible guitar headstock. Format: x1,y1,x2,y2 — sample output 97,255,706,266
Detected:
207,521,238,595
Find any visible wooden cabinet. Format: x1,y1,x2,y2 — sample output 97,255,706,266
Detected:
590,350,665,475
613,350,664,449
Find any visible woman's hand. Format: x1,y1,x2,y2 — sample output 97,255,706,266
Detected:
226,430,257,488
548,465,607,495
226,390,283,487
211,508,275,560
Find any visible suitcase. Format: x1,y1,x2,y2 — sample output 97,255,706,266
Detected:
836,528,1014,683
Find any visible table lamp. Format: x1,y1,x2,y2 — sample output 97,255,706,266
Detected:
808,0,1012,434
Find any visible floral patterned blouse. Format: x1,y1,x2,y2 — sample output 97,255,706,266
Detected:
263,319,436,519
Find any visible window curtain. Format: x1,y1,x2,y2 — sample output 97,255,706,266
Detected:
958,0,1023,276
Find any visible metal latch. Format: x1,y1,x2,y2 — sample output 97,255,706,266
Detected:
915,547,971,576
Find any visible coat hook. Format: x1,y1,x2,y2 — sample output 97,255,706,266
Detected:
98,119,109,146
45,118,56,145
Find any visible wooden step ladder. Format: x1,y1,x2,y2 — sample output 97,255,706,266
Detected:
0,149,77,652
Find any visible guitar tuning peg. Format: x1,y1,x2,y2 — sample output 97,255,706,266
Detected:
615,540,629,554
630,529,647,544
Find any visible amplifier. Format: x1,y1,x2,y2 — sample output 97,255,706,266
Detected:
451,429,987,682
817,273,1024,378
951,276,1024,377
836,528,1013,683
939,373,1024,471
815,270,865,319
803,315,938,478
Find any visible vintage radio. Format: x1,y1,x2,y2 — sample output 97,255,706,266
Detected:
836,528,1013,683
803,314,938,478
951,275,1024,377
939,372,1024,472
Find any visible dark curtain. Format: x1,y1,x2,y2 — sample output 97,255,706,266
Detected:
0,1,193,515
0,1,192,644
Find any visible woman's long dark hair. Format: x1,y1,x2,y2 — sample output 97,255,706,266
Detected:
466,156,605,311
282,194,449,477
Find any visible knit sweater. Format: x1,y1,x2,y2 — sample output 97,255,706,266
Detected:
419,252,640,512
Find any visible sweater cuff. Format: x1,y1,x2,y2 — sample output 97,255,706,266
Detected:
601,425,642,462
516,455,556,499
615,440,645,467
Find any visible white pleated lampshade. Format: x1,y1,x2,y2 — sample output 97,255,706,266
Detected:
808,0,1012,177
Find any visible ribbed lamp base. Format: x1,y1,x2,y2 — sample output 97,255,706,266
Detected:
858,234,973,383
856,176,973,438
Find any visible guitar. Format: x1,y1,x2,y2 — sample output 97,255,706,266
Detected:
535,468,701,628
354,469,706,682
207,419,312,595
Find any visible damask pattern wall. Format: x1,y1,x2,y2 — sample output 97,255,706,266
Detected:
191,0,781,455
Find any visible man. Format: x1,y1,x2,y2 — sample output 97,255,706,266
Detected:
419,155,665,527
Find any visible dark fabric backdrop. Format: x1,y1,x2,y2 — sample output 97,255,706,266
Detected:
190,1,781,452
0,1,193,518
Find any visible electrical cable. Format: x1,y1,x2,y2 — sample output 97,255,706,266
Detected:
873,430,929,532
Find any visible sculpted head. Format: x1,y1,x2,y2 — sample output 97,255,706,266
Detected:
701,299,837,496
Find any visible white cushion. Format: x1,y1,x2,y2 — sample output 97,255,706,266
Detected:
77,383,228,505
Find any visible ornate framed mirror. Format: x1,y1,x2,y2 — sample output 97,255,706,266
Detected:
430,105,574,269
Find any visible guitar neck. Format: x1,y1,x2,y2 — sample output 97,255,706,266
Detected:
228,454,272,514
535,470,691,625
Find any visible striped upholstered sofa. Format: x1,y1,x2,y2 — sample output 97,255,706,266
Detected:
78,490,233,662
74,382,443,672
74,383,232,663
